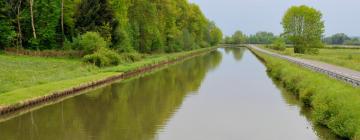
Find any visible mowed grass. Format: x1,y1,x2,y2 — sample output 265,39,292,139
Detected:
252,49,360,139
0,54,100,94
0,47,216,106
262,46,360,71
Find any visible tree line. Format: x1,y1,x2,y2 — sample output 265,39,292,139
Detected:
223,31,277,44
225,5,358,54
0,0,222,53
323,33,360,45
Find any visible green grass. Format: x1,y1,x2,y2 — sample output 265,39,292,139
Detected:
0,55,100,93
0,47,215,106
262,46,360,71
252,49,360,139
0,72,117,106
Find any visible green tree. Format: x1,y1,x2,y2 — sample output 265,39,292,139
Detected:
208,22,223,46
282,5,324,53
323,33,350,45
0,1,16,48
231,30,247,44
247,31,276,44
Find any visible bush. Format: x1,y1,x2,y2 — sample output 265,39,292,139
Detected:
267,38,286,51
76,32,108,54
83,47,121,67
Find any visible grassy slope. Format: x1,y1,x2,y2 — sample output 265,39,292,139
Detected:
252,49,360,139
0,47,214,106
0,55,100,93
261,46,360,71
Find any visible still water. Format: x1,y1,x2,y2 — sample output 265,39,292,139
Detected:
0,48,336,140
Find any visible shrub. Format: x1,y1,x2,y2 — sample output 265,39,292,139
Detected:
119,53,143,62
267,38,286,51
83,47,121,67
77,32,108,54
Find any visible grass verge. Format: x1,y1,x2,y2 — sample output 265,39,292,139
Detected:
251,48,360,139
260,46,360,71
0,47,216,107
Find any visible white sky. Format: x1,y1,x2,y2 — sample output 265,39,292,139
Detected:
189,0,360,37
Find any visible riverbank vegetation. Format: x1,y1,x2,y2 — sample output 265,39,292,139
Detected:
251,49,360,139
0,47,216,106
0,0,222,65
261,46,360,71
0,0,223,102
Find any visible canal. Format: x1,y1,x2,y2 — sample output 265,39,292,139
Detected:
0,48,337,140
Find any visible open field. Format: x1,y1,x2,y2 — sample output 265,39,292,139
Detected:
251,48,360,139
261,46,360,71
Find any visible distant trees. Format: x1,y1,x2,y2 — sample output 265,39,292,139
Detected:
282,5,324,54
323,33,360,45
232,31,247,44
224,30,247,44
247,31,276,44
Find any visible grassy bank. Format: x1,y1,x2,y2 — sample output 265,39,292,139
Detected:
251,48,360,139
261,46,360,71
0,47,216,107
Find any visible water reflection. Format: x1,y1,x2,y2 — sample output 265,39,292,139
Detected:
0,48,338,140
0,51,222,140
273,81,341,140
224,47,245,61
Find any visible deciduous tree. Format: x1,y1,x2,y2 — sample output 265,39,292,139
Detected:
282,5,324,53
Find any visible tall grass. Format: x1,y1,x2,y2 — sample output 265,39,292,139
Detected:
252,49,360,139
262,46,360,71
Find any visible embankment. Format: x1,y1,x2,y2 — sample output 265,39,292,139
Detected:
249,47,360,139
0,47,217,116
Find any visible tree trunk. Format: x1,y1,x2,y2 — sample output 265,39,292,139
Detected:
29,0,36,39
61,0,64,47
17,0,23,50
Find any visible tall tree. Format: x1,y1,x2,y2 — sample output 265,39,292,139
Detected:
282,5,324,53
231,30,247,44
29,0,36,39
0,1,16,48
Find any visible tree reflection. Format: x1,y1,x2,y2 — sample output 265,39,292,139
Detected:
224,47,245,61
0,50,223,140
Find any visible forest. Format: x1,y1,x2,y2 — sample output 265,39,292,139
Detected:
0,0,222,66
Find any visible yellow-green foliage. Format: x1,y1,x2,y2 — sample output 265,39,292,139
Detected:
253,50,360,139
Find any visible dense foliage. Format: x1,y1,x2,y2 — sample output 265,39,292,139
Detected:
282,5,324,54
223,30,247,44
266,38,286,51
247,31,276,44
0,0,222,54
323,33,360,45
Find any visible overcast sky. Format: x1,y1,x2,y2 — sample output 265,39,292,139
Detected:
189,0,360,37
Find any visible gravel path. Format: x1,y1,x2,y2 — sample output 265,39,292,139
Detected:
248,45,360,87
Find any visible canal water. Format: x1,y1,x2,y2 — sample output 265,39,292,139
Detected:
0,48,337,140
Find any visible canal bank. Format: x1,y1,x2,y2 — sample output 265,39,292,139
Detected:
0,47,217,116
0,47,339,140
248,46,360,139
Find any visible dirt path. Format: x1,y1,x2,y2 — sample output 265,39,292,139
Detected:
248,45,360,87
